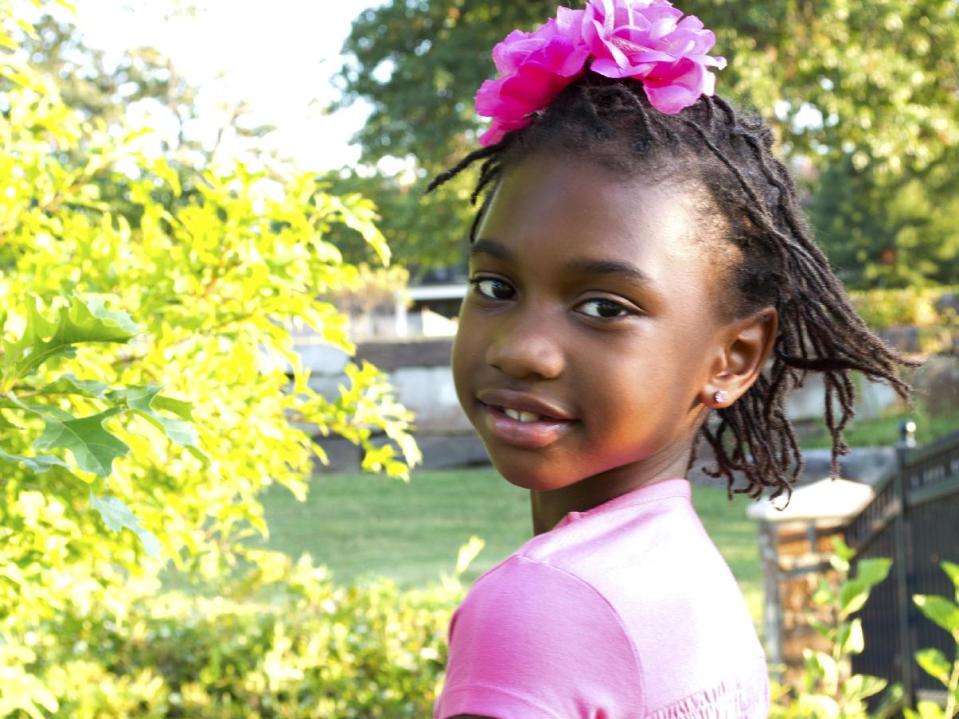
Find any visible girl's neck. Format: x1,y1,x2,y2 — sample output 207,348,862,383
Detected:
529,440,695,534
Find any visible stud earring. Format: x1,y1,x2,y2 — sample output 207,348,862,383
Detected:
713,390,729,405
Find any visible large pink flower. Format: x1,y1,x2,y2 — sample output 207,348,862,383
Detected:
582,0,726,113
475,7,590,146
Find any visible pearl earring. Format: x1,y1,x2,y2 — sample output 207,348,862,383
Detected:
713,390,729,405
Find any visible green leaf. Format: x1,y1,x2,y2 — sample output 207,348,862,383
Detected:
913,594,959,641
858,675,888,701
839,581,871,618
0,447,70,474
913,700,946,719
4,393,74,421
112,385,206,460
151,394,195,420
840,558,892,619
2,294,138,382
829,553,850,574
0,410,20,430
809,617,833,640
812,577,835,605
81,294,140,335
32,407,129,476
941,561,959,603
454,536,485,577
796,693,840,717
804,649,840,692
915,647,952,686
89,493,161,557
856,557,894,587
839,618,866,655
36,373,110,399
842,673,888,702
832,535,856,562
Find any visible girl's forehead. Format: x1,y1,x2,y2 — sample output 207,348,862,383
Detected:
478,153,707,269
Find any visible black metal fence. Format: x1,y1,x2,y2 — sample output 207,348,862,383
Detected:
845,428,959,707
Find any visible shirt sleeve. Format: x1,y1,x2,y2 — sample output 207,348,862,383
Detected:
434,555,645,719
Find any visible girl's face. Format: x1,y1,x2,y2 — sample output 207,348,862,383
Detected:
452,153,735,494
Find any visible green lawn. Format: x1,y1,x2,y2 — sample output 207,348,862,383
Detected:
798,403,959,449
249,468,764,628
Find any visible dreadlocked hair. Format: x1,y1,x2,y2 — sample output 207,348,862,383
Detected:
428,73,916,504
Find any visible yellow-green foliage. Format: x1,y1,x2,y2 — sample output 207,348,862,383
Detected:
850,287,958,331
906,561,959,719
5,549,468,719
0,5,420,716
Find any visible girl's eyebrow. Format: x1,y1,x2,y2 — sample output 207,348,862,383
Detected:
471,238,654,287
564,257,654,286
470,238,512,262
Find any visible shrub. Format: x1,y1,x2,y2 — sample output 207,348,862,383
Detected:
0,5,419,715
5,540,487,718
906,561,959,719
769,537,898,718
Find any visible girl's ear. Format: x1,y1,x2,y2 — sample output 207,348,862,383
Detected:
702,306,779,408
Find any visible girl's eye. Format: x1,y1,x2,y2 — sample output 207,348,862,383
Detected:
470,277,514,301
577,298,632,319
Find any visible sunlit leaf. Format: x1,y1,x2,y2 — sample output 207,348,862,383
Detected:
36,373,110,398
914,594,959,641
941,561,959,603
32,407,128,476
111,385,206,459
0,447,70,474
2,294,138,382
915,647,952,687
838,618,865,655
89,493,161,557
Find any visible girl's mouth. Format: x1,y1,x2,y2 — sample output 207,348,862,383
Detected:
480,402,577,449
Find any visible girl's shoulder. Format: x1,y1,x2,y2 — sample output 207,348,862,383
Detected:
441,553,647,718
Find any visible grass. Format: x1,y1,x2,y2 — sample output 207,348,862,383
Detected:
249,467,763,629
798,403,959,449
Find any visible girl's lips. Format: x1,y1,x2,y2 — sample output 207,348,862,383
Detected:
480,402,576,449
476,388,575,421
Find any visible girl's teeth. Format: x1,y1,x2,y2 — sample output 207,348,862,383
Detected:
504,408,541,422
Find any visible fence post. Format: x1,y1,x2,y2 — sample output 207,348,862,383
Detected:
758,521,783,674
894,419,917,707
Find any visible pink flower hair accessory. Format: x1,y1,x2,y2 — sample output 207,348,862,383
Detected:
475,0,726,147
475,7,590,147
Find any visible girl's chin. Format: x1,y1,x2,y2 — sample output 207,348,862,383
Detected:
487,456,583,493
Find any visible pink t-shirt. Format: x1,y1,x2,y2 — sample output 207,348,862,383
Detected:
433,477,769,719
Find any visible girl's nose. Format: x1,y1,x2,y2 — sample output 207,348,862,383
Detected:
485,310,564,380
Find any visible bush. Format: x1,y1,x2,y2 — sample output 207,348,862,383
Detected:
906,561,959,719
3,541,488,718
0,6,419,715
769,537,897,718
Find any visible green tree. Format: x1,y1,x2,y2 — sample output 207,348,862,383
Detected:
317,167,470,276
810,153,959,288
0,5,418,714
15,13,196,130
336,0,959,282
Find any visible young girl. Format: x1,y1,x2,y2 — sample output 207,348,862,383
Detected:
427,1,912,716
